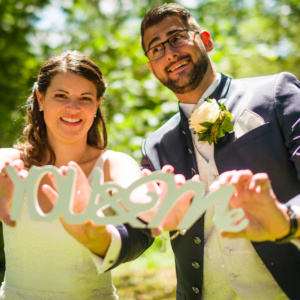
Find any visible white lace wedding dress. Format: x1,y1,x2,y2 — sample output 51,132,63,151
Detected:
0,151,119,300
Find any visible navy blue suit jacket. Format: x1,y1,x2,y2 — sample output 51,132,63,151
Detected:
140,73,300,300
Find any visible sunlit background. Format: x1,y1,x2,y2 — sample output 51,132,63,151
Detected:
1,0,300,298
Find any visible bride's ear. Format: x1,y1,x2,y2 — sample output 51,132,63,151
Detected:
36,90,44,109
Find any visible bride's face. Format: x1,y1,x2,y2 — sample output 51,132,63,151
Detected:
36,71,101,145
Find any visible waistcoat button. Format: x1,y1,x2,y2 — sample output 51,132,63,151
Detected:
192,262,200,269
194,237,201,244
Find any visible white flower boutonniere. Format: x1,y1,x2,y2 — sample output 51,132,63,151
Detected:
189,98,233,145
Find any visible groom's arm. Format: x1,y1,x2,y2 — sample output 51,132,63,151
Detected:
110,224,154,268
275,72,300,180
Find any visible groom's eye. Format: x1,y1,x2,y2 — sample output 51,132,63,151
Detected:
152,45,163,54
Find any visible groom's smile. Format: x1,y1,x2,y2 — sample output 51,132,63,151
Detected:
167,58,191,73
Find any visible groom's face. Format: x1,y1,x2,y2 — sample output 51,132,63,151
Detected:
144,16,211,94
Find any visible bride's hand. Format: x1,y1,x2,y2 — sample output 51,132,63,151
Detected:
0,159,28,227
139,165,200,237
42,161,111,257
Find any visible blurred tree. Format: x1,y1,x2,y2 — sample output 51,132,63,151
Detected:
0,0,49,147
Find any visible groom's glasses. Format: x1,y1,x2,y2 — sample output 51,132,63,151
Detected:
145,29,200,61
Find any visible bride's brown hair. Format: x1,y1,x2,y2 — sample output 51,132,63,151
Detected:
14,50,107,167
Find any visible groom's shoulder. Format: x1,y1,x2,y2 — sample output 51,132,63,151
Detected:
231,72,299,89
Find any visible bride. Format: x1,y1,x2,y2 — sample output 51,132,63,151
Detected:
0,50,156,299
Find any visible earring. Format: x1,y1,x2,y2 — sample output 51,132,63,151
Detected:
39,106,43,112
94,113,97,118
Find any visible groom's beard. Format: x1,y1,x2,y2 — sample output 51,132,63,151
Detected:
154,53,209,94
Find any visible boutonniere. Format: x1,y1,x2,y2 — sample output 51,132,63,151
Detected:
189,98,233,145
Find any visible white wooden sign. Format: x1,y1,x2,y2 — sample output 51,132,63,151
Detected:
6,165,248,232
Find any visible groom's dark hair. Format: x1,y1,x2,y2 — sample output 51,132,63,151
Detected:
141,3,200,52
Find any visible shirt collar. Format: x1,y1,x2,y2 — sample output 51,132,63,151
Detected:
179,72,221,120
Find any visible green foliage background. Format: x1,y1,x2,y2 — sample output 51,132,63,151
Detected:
0,0,300,296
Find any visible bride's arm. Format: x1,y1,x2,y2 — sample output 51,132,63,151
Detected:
0,148,27,226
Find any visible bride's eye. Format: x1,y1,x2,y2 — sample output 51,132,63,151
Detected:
80,97,92,102
55,93,67,99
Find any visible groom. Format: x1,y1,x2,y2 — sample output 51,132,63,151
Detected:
131,3,300,300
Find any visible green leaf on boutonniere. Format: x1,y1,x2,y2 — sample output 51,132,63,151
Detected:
221,114,234,132
199,122,212,129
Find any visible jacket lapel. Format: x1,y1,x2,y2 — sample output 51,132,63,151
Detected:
180,107,199,175
179,73,233,175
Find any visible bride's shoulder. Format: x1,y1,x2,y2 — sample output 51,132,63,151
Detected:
103,150,141,183
104,150,137,166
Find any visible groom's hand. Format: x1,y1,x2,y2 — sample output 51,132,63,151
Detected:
210,170,299,242
42,161,112,257
140,165,200,237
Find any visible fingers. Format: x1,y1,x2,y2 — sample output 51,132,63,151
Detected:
47,172,58,192
0,197,16,227
230,170,253,191
141,168,152,176
249,173,271,192
151,227,163,237
218,170,237,185
59,165,68,176
0,208,16,227
210,170,254,192
18,169,29,179
12,159,25,172
2,159,25,176
4,159,25,173
174,174,186,187
68,161,88,184
161,165,174,173
191,174,200,182
42,184,58,206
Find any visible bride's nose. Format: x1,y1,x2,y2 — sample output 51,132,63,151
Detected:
66,97,80,113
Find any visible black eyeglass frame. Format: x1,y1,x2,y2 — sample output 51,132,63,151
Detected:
145,29,200,61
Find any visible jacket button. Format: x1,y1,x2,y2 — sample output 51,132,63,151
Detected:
192,262,200,269
188,149,192,154
182,130,186,134
191,168,196,175
192,286,200,294
194,237,201,244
